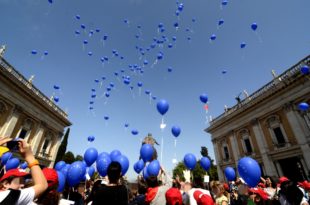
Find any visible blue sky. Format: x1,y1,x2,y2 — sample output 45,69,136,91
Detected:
1,0,309,180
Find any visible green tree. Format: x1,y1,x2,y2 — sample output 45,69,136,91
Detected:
173,161,207,183
55,128,70,163
200,146,218,181
63,151,75,164
75,155,83,162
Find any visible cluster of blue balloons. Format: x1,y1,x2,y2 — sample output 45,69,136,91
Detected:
133,144,161,179
54,147,130,191
183,153,211,172
1,152,22,171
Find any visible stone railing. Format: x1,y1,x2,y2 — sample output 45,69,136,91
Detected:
0,57,68,119
210,55,310,126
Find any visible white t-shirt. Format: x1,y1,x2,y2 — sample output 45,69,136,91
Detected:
0,187,35,205
188,188,211,205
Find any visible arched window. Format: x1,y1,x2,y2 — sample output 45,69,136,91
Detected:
266,115,289,148
221,140,230,161
239,129,254,155
17,118,33,140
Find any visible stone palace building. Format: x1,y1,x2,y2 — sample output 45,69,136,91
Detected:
0,54,71,167
206,55,310,182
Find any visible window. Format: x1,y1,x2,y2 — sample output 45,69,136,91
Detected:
244,138,253,153
42,139,50,154
223,146,229,160
18,129,28,139
273,127,286,145
266,115,289,148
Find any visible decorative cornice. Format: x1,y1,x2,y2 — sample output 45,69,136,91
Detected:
207,55,310,131
0,57,70,125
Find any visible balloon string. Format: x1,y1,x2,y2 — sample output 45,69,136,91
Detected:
160,135,164,164
255,31,263,43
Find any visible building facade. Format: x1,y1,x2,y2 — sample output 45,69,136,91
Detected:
206,55,310,182
0,56,71,167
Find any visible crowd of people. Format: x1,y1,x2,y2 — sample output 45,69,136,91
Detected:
0,137,309,205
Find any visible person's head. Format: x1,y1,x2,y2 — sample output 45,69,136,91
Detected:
264,176,275,188
0,169,29,190
210,181,226,198
36,168,60,205
107,161,122,184
146,176,159,188
165,188,183,205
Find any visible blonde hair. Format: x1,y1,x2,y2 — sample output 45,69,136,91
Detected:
210,181,228,197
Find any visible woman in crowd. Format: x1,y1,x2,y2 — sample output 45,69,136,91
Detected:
210,181,229,205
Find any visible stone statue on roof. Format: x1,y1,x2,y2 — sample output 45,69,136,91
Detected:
0,45,6,57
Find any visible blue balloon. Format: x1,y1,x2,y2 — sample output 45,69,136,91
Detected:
75,15,81,20
184,153,196,170
57,171,66,192
54,97,59,103
110,150,122,162
224,167,236,181
86,166,95,177
145,90,151,95
53,85,60,90
60,164,71,176
31,50,38,55
124,123,129,128
104,116,109,120
200,157,211,171
67,161,86,187
75,30,80,35
222,70,227,74
301,65,309,75
133,162,140,174
1,152,12,165
171,126,181,137
98,152,110,159
81,24,86,29
105,93,110,98
124,78,130,85
88,52,93,56
84,148,98,167
222,0,228,5
20,162,28,169
147,160,160,177
157,52,164,60
55,161,66,171
238,157,261,187
200,94,208,104
6,158,20,171
298,102,309,111
156,99,169,115
240,42,246,49
48,0,53,4
115,155,129,176
140,144,154,162
251,23,258,31
135,159,144,173
218,19,224,26
96,155,111,177
83,40,88,44
44,51,48,56
131,129,139,135
143,166,150,180
210,34,216,41
88,135,95,142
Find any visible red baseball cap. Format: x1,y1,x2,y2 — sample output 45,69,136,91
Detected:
0,169,29,182
298,180,310,191
249,188,269,200
193,190,214,205
278,176,289,184
42,168,58,187
165,188,182,205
